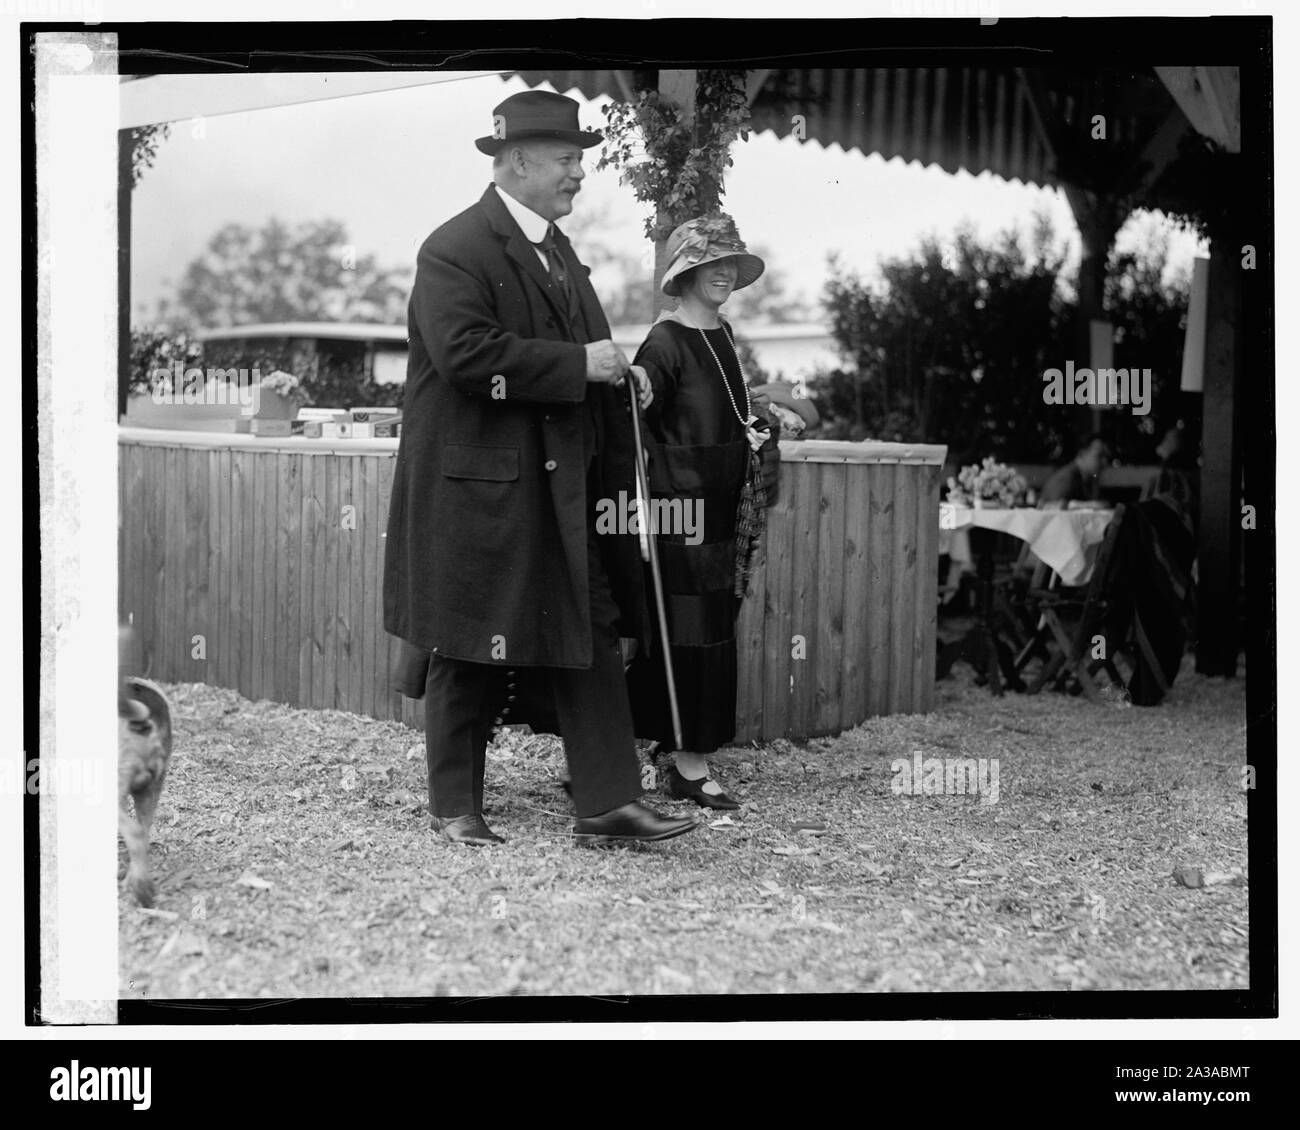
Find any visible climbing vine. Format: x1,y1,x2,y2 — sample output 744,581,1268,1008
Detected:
597,70,751,240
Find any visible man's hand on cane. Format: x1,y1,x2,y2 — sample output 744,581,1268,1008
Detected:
584,340,630,383
627,364,653,410
585,341,653,408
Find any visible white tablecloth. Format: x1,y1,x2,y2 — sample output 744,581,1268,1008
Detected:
938,505,1116,587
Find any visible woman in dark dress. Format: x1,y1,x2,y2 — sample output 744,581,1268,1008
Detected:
626,215,770,810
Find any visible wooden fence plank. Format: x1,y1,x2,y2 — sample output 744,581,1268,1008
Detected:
159,446,176,680
277,453,301,706
336,456,354,712
913,464,940,712
153,446,168,678
356,458,376,719
376,456,397,722
787,462,822,738
348,457,366,719
760,468,795,740
840,464,871,729
814,462,847,735
215,448,232,689
185,447,207,684
889,463,919,713
297,455,317,706
320,455,339,709
260,453,279,701
733,527,768,744
144,446,162,675
244,453,260,700
204,450,220,686
310,454,330,709
120,445,141,640
866,464,895,717
241,450,259,698
232,448,251,697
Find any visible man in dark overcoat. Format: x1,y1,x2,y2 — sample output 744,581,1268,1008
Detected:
384,90,697,847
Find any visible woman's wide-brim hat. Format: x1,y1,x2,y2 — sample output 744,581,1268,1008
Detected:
475,90,604,155
660,215,765,297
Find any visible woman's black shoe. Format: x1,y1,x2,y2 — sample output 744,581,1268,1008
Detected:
665,765,740,810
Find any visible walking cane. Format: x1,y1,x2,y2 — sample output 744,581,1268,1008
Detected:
625,372,684,751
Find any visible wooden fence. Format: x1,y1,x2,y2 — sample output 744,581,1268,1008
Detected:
119,428,945,741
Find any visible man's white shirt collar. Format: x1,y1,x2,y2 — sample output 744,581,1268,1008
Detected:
495,185,552,256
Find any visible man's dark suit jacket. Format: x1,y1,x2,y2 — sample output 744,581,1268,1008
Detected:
384,185,648,714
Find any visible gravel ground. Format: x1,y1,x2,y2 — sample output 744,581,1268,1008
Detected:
119,656,1249,998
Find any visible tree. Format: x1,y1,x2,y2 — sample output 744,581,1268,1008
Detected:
812,216,1073,458
808,213,1190,464
1104,217,1199,461
172,217,410,331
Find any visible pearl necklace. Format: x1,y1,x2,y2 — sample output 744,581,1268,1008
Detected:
680,314,765,452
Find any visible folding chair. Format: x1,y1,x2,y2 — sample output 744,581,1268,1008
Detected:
1016,504,1128,702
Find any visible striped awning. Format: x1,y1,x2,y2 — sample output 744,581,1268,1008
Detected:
514,67,1186,195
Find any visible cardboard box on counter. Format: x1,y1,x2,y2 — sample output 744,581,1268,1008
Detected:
348,407,400,423
250,418,294,437
298,407,349,423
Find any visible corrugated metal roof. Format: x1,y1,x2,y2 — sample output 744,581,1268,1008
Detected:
750,67,1057,188
513,68,1180,194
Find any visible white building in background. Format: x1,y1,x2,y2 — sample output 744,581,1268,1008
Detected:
197,323,410,386
195,320,842,393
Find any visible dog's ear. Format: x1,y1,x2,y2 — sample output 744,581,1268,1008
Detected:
119,692,150,721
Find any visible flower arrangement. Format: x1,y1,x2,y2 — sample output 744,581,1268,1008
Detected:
258,369,302,398
945,457,1027,509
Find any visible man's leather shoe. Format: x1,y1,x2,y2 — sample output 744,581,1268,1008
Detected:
432,813,505,845
573,802,698,846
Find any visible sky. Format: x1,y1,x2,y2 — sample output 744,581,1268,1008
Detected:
129,71,1204,328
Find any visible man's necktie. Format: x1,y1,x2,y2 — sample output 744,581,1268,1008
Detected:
537,227,575,323
538,227,596,456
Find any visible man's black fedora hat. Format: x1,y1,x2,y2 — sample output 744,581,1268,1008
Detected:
475,90,604,155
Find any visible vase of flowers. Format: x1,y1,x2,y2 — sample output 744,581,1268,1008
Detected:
945,457,1028,509
253,369,305,419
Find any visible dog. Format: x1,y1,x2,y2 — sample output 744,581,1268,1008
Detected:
118,629,173,907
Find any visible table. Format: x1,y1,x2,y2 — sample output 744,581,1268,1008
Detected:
939,504,1116,587
936,504,1116,694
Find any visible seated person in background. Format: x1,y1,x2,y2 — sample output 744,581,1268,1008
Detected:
1039,434,1110,507
1141,422,1199,535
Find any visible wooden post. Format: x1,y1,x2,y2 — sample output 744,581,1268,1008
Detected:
650,69,697,318
1065,187,1122,440
118,129,133,419
1195,236,1242,676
